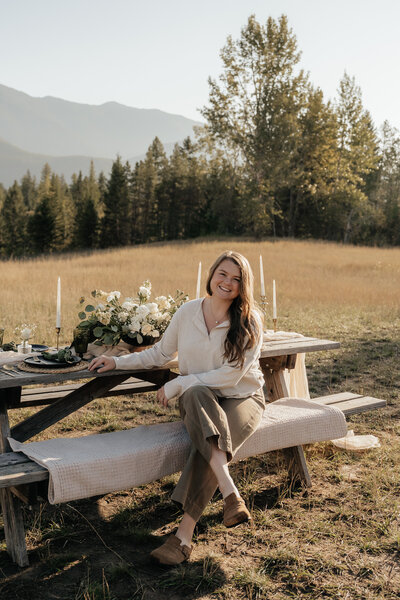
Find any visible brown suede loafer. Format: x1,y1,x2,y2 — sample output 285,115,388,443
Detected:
223,492,252,527
150,534,192,566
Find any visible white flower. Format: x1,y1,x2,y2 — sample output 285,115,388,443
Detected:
139,286,151,299
107,290,121,301
129,319,141,333
150,330,160,338
146,302,159,314
20,328,32,340
141,323,153,336
137,305,150,319
156,296,171,310
122,301,137,311
118,311,129,323
96,303,105,311
162,313,171,323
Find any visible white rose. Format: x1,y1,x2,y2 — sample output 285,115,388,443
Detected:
139,286,151,299
118,311,129,323
150,330,160,338
21,328,32,340
156,296,171,310
129,319,141,333
146,302,159,314
141,323,152,336
137,305,150,319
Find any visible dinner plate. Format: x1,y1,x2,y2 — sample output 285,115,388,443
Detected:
24,355,81,368
31,344,49,352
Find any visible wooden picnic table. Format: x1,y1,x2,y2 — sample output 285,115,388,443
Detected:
0,335,340,566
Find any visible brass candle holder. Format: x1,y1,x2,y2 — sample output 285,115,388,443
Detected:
56,327,61,350
272,317,277,333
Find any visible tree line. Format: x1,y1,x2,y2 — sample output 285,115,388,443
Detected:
0,15,399,258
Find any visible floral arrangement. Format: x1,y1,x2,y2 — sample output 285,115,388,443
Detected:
76,281,188,347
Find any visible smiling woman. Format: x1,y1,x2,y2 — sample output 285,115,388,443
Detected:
88,249,265,565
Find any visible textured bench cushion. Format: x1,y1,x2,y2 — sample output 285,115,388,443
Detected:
9,397,346,504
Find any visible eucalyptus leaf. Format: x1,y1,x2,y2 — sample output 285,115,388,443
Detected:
103,334,114,346
78,312,86,320
137,334,143,344
111,325,118,332
93,326,104,338
85,305,95,312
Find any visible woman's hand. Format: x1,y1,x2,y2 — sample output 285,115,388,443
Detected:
157,386,169,408
88,355,116,373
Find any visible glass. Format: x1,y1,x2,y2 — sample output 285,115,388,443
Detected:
0,328,4,346
72,328,90,357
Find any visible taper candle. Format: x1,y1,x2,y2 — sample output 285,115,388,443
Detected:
196,262,202,299
272,279,277,319
259,255,265,297
56,277,61,328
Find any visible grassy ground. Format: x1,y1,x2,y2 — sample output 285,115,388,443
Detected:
0,239,399,599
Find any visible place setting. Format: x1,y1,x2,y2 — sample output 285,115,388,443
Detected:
0,279,90,377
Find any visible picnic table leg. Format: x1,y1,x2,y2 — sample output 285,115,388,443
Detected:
261,364,312,489
0,393,29,566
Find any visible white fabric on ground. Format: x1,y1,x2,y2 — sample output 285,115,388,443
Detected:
9,397,346,504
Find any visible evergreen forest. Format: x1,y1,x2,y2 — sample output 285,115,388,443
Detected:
1,15,399,258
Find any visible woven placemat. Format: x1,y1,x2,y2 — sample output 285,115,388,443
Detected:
17,360,90,374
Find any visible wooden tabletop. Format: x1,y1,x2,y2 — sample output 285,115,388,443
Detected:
0,337,340,390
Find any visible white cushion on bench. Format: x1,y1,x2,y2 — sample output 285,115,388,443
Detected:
9,397,346,504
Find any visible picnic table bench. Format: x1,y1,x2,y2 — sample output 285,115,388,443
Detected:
0,337,386,566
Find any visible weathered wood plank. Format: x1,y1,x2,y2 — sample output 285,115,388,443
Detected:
260,339,340,358
0,452,32,467
12,380,157,408
0,398,29,566
313,392,362,404
331,396,386,415
0,462,48,489
11,369,173,443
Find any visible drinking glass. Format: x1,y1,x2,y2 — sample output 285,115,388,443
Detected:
0,327,4,349
72,328,90,357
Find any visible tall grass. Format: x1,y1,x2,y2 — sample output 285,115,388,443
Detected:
1,238,398,345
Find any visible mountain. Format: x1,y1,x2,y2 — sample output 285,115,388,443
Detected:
0,138,113,187
0,83,202,185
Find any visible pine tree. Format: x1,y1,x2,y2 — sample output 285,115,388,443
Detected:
0,182,28,256
101,157,131,247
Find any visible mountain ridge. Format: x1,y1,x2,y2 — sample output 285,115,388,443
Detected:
0,83,202,185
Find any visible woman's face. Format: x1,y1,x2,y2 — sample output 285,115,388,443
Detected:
210,259,241,301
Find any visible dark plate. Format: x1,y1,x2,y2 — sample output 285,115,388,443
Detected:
31,344,49,352
24,355,81,368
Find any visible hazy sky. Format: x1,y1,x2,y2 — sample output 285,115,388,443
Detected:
1,0,399,130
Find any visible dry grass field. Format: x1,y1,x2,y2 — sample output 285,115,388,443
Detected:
1,238,399,600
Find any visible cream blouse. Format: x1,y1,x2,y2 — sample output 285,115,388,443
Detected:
113,298,265,400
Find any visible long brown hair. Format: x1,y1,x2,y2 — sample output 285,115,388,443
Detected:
206,251,262,368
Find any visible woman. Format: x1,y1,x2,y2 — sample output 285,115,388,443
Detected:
89,251,265,565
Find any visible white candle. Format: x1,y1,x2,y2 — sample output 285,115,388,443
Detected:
259,255,265,297
196,262,202,299
56,277,61,328
272,279,277,319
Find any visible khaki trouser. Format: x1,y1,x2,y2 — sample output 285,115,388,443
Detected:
171,385,265,521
